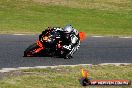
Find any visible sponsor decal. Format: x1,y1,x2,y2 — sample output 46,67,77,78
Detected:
79,69,131,86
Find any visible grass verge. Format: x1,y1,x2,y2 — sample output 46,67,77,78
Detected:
0,65,132,88
0,0,132,35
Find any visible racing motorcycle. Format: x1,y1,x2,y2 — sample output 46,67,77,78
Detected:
24,29,85,58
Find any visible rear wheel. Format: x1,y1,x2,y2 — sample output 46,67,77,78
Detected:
59,50,72,59
64,54,73,59
24,43,39,57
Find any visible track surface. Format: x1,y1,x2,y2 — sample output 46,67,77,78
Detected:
0,34,132,68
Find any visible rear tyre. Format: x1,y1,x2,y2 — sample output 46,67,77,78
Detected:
24,43,39,57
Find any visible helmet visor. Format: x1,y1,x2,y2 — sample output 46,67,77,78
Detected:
64,25,73,33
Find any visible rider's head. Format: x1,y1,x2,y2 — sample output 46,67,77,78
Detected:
63,25,73,34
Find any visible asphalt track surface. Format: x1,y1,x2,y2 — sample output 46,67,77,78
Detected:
0,34,132,68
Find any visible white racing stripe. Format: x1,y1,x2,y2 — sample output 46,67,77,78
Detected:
0,63,131,73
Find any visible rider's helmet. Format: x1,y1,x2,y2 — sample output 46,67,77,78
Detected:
63,25,73,39
63,25,73,34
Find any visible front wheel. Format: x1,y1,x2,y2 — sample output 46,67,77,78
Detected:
24,43,40,57
59,50,72,59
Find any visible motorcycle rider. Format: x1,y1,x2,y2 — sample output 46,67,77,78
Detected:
39,25,80,59
61,25,80,59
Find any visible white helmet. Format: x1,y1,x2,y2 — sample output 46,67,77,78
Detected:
63,25,73,33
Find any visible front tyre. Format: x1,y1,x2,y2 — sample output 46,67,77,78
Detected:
24,43,39,57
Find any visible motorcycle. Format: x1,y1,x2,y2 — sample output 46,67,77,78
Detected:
24,29,85,58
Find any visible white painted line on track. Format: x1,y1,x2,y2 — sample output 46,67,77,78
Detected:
99,63,132,66
0,63,131,73
13,34,26,35
0,68,19,73
13,34,36,35
91,36,132,39
18,67,35,69
91,36,104,38
119,37,132,39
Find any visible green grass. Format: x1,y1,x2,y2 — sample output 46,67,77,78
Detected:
0,65,132,88
0,0,132,35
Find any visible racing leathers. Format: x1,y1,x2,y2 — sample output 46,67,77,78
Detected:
62,28,80,59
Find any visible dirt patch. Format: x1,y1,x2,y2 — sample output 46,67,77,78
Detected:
32,0,69,4
32,0,132,11
32,0,84,8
